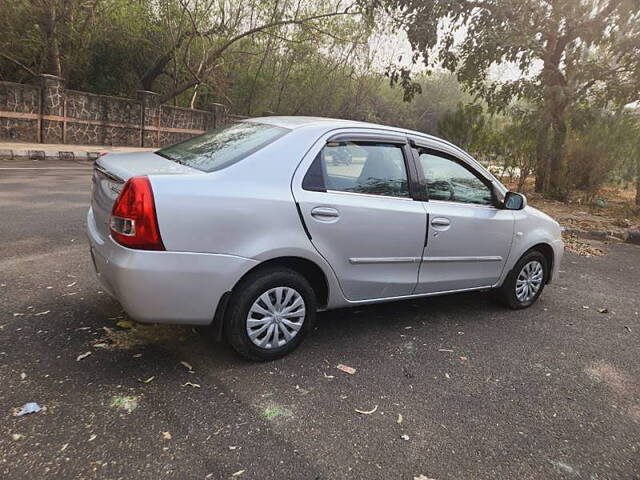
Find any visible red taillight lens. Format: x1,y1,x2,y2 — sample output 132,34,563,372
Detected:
109,176,165,250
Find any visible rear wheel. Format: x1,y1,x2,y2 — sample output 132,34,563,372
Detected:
497,250,548,309
224,267,316,361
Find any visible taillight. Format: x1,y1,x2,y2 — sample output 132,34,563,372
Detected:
109,176,165,250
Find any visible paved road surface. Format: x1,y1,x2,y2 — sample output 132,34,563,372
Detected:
1,158,639,479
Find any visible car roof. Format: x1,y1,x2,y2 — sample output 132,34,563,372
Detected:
244,116,451,146
243,115,505,192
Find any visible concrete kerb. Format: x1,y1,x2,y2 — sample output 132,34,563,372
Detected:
0,148,102,162
0,144,155,162
563,227,640,246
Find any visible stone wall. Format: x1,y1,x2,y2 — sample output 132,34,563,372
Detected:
0,81,41,142
0,76,236,147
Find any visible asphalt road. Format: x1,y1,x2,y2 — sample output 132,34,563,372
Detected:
1,158,639,480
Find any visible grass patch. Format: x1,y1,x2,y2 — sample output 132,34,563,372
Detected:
262,405,293,421
110,395,138,414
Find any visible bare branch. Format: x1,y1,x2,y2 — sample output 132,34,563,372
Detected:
0,52,35,76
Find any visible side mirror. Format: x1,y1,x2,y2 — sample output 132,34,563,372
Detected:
503,191,527,210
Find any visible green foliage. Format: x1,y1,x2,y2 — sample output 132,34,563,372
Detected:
438,103,488,152
566,108,640,200
385,0,640,197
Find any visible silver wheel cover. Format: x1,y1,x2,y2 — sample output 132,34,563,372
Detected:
515,260,544,303
246,287,305,349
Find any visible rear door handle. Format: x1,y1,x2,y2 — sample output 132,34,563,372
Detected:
311,206,339,221
431,217,450,227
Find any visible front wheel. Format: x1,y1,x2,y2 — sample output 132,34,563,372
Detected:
224,268,316,361
497,250,548,309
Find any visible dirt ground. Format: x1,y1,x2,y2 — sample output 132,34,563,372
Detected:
508,181,640,237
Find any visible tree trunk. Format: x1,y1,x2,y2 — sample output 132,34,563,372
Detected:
141,53,172,91
40,2,62,76
538,46,569,198
534,119,550,193
636,168,640,206
548,101,568,199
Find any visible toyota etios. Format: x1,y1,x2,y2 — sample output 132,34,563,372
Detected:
88,117,563,360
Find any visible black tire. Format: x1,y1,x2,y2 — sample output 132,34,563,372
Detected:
224,267,316,361
497,250,548,309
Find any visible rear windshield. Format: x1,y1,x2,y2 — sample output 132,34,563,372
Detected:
156,122,289,172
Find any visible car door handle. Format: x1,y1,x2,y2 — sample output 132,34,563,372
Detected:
311,206,339,220
431,217,450,227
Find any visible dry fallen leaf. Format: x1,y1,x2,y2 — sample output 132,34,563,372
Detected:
116,320,134,329
232,470,246,477
182,381,201,388
397,414,403,424
140,376,155,384
180,360,194,372
337,364,356,375
562,233,604,257
76,352,92,361
162,431,172,440
34,310,50,316
598,307,609,314
355,405,378,415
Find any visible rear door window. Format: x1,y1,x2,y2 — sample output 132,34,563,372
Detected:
156,122,289,172
303,142,410,198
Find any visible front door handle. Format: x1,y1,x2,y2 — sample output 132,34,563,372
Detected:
311,206,339,221
431,217,450,227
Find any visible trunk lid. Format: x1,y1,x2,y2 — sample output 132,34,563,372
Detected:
91,151,202,239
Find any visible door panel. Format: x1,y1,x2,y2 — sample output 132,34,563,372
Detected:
294,139,426,301
412,147,514,293
297,191,426,300
416,201,514,293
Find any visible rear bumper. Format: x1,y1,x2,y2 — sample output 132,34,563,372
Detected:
87,208,258,325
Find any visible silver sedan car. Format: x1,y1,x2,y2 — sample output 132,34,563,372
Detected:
88,116,563,360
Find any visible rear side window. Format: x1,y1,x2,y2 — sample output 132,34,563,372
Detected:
303,142,410,198
156,122,289,172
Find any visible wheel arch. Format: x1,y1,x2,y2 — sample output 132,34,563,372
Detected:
232,256,330,308
528,242,555,283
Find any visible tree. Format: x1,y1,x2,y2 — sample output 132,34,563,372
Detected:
138,0,367,103
385,0,640,198
437,102,488,153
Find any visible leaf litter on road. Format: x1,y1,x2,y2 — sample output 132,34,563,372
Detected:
337,364,356,375
76,351,92,361
182,381,201,388
180,360,194,372
355,405,378,415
